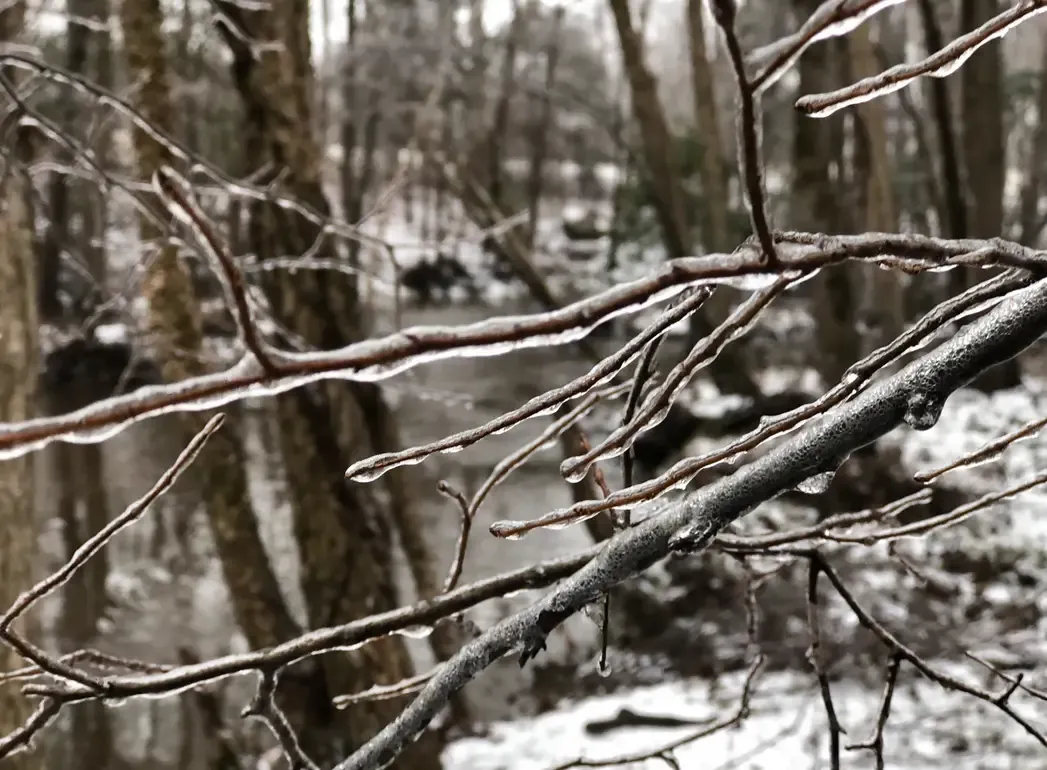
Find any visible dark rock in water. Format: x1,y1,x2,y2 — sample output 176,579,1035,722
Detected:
401,253,479,305
41,336,161,412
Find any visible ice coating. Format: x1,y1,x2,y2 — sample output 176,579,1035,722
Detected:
343,287,712,482
797,1,1047,118
335,276,1047,770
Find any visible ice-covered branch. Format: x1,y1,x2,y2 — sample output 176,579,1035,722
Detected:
796,0,1047,117
6,231,1037,461
335,272,1047,770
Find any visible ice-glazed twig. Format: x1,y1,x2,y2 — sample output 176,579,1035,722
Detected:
346,288,711,483
524,269,1029,530
561,276,796,485
806,559,846,770
712,0,778,266
153,166,280,376
333,672,433,710
14,546,604,706
829,466,1047,545
0,415,225,693
334,271,1047,770
914,413,1047,483
242,671,318,770
488,383,631,539
437,480,473,594
0,233,1041,460
716,489,931,552
796,0,1047,117
845,654,901,769
0,698,62,763
0,414,225,630
750,0,908,92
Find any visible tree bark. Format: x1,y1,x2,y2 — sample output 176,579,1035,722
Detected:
849,22,905,350
0,10,45,769
607,0,759,399
216,1,445,764
960,0,1021,392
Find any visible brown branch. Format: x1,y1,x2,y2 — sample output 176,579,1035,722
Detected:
806,559,845,770
152,166,280,376
796,1,1047,117
333,672,433,710
711,0,778,266
242,671,318,770
845,654,901,769
750,0,906,92
914,413,1047,482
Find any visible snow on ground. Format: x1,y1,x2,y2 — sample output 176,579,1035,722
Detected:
445,668,1044,769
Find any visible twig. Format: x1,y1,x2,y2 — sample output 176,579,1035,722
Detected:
561,277,794,485
750,0,907,92
0,698,62,762
814,553,1047,748
796,0,1047,117
915,413,1047,482
845,654,901,770
346,287,711,483
516,269,1028,531
153,166,280,376
0,414,225,692
241,671,318,770
806,559,845,770
17,546,602,705
828,466,1047,544
335,270,1047,770
437,480,473,593
333,672,433,710
711,0,778,266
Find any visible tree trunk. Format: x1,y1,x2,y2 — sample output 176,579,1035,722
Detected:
216,1,444,764
960,0,1021,392
849,22,905,351
607,0,759,399
0,11,44,769
791,3,854,388
117,0,328,764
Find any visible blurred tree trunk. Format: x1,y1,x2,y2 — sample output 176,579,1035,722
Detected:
216,1,446,763
849,22,905,350
960,0,1021,391
791,2,853,388
685,0,730,255
0,10,43,770
117,0,324,765
525,6,563,250
54,442,113,770
1017,38,1047,247
607,0,760,399
40,0,108,321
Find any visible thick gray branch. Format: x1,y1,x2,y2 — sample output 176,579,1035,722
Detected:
334,274,1047,770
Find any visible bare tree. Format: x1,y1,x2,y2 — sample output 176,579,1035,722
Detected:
5,3,1047,770
0,6,44,769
